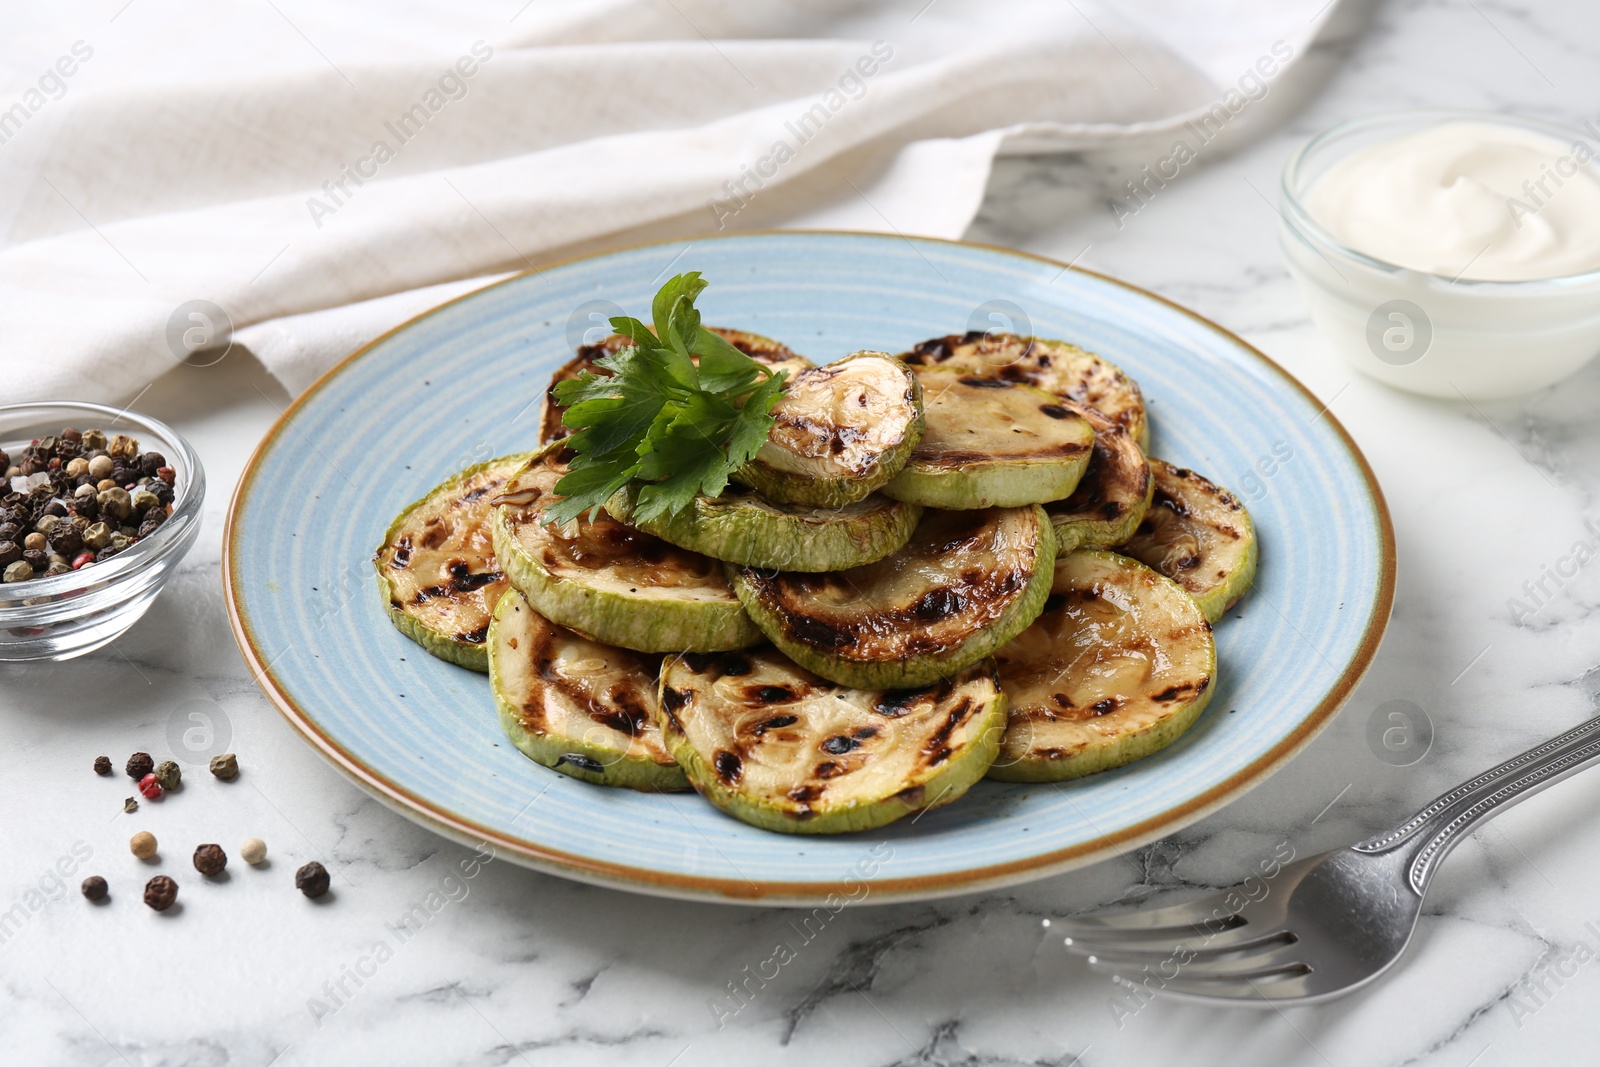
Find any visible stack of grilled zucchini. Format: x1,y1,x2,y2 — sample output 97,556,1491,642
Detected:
375,328,1258,835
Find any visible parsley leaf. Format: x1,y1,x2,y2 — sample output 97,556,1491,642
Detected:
543,272,788,526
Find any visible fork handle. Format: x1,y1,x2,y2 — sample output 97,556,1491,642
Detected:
1352,713,1600,895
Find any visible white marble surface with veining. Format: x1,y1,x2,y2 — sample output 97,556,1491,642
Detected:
7,1,1600,1064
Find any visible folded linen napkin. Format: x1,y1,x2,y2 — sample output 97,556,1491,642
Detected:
0,0,1337,403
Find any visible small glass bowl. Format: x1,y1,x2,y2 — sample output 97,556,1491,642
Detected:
0,402,204,661
1279,109,1600,399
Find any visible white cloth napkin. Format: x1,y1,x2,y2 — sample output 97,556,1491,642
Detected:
0,0,1338,404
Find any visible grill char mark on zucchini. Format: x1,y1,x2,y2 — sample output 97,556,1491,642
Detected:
489,591,688,791
903,331,1148,450
655,649,1005,833
987,549,1216,782
373,452,533,670
1116,458,1257,624
730,505,1054,689
538,326,812,444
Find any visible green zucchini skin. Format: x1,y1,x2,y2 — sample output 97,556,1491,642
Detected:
488,590,689,792
372,451,533,671
729,505,1056,689
901,331,1149,450
491,444,761,654
539,326,812,445
1116,459,1257,624
1045,405,1153,555
987,550,1215,782
606,484,922,572
656,649,1005,834
733,351,925,508
884,367,1094,509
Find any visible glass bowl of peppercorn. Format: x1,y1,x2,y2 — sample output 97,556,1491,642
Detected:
0,402,203,661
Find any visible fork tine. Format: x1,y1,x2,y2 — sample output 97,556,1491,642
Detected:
1086,941,1309,981
1052,893,1243,935
1065,919,1283,958
1118,970,1317,1005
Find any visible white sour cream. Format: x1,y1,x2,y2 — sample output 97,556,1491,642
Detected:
1307,121,1600,281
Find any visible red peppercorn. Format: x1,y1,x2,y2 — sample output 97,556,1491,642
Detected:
138,773,163,799
71,551,95,569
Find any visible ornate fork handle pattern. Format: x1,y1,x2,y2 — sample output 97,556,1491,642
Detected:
1354,714,1600,855
1404,735,1600,894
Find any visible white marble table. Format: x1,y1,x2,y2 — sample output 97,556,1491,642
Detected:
8,1,1600,1063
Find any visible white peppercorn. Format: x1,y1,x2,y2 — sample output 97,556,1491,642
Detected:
130,830,157,859
86,454,113,481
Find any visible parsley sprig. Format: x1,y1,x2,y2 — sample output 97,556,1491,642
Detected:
543,273,789,527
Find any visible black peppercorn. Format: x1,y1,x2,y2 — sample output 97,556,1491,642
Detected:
193,844,227,877
137,512,166,539
294,861,331,898
0,449,8,471
43,499,68,518
126,752,154,780
50,526,82,557
0,542,18,569
140,452,166,476
81,876,108,902
143,875,178,911
93,755,112,775
21,548,46,572
0,523,17,543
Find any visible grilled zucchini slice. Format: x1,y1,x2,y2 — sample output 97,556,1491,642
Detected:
734,351,924,508
373,451,532,670
489,591,688,791
606,484,921,572
729,505,1055,689
657,648,1005,833
1117,459,1257,624
988,550,1215,782
490,444,760,653
903,331,1149,450
1045,406,1153,554
884,367,1094,509
539,327,812,444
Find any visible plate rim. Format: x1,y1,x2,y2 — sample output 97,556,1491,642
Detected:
221,230,1397,905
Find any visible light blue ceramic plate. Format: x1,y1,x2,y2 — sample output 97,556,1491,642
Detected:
225,233,1394,905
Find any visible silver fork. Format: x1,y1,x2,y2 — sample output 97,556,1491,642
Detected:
1057,713,1600,1004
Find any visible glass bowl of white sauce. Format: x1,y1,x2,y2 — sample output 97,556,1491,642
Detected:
1280,109,1600,399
